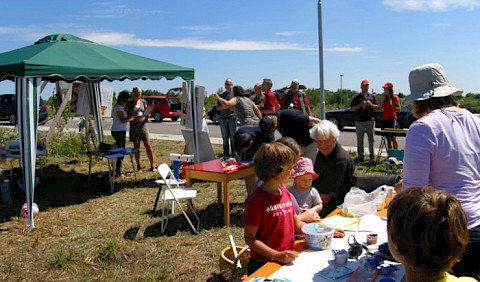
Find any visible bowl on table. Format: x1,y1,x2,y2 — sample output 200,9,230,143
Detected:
301,222,335,250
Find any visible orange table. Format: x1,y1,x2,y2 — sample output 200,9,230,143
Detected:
183,159,255,227
246,208,388,280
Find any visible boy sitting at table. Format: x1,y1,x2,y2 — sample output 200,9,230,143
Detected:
387,187,477,282
244,142,305,275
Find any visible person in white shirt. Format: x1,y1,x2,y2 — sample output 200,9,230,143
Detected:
111,90,134,178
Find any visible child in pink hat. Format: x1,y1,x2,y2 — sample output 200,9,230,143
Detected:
288,157,323,215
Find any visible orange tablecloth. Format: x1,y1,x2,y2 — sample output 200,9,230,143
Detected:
183,159,255,227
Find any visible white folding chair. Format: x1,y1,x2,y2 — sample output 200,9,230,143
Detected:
157,163,200,234
153,175,186,214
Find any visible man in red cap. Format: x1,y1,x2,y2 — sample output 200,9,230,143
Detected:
350,79,379,164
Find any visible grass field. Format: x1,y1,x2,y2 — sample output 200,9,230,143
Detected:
0,132,388,282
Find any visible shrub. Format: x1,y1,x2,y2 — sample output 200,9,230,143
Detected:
48,132,84,158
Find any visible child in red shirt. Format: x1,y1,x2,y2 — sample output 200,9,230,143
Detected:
244,142,305,275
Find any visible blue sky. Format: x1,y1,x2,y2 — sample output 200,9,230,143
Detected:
0,0,479,100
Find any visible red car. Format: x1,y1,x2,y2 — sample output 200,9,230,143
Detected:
145,88,182,122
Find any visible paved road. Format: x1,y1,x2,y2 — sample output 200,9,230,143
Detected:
138,118,406,150
1,117,406,154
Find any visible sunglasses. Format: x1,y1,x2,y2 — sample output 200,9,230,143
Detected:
225,83,233,86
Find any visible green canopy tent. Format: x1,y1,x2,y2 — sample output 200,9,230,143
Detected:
0,34,198,228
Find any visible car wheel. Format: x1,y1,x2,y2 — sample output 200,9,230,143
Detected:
211,113,220,124
8,114,16,125
153,112,163,122
328,117,343,129
171,116,179,122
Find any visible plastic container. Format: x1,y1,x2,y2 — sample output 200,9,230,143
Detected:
0,179,12,207
17,177,41,191
302,222,335,250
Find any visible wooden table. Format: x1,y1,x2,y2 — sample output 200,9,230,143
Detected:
246,208,389,280
183,159,255,227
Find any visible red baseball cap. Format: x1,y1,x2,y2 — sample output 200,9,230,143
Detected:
383,82,394,89
361,80,370,86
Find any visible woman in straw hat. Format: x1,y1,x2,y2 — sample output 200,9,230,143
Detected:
402,63,480,278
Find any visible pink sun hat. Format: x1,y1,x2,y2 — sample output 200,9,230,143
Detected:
291,157,318,179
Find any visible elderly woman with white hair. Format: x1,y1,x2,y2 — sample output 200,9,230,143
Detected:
402,63,480,277
310,120,355,217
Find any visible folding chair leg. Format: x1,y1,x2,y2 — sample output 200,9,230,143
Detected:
161,196,200,234
152,184,163,214
161,197,169,234
186,201,200,234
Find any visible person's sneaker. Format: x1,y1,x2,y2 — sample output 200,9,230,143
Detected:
354,157,364,164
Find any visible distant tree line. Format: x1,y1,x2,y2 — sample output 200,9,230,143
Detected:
45,86,480,120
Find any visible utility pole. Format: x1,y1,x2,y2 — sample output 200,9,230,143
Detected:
318,0,325,119
340,74,344,106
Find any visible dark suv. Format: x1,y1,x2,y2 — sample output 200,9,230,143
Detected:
0,94,48,125
325,108,415,129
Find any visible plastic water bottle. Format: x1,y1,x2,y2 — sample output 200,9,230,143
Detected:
385,186,394,207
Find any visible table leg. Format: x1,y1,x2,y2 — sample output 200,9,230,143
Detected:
223,180,230,227
107,159,115,193
88,155,92,186
9,159,13,182
186,171,192,188
375,136,387,166
217,182,222,205
40,157,43,181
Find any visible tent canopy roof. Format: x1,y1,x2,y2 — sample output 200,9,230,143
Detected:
0,33,194,82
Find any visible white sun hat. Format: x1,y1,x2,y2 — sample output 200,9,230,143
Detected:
403,63,463,103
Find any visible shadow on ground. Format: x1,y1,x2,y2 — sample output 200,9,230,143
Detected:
0,163,147,224
143,202,245,237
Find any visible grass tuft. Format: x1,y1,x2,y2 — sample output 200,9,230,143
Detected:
48,250,74,269
97,240,120,263
145,267,169,281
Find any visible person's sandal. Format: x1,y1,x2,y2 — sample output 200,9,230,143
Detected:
150,166,157,172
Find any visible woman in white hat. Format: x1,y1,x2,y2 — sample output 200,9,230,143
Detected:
402,63,480,277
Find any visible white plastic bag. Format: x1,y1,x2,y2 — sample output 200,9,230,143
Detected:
342,186,387,217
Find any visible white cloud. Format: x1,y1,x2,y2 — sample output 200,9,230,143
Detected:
325,47,363,52
87,2,163,19
383,0,480,11
275,31,304,37
0,26,363,53
432,23,451,27
180,25,226,32
85,32,314,51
